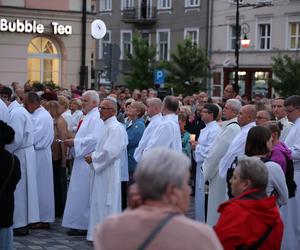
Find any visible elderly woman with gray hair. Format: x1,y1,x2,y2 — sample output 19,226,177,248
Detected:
214,156,283,250
93,148,222,250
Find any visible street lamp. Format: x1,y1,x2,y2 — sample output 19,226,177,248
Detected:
234,1,272,89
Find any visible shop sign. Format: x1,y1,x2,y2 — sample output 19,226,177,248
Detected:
0,18,72,35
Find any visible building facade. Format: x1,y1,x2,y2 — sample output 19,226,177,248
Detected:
95,0,209,87
0,0,96,89
209,0,300,98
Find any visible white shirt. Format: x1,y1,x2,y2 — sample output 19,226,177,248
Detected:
219,121,256,178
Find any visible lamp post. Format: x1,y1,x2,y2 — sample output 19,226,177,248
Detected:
234,0,240,88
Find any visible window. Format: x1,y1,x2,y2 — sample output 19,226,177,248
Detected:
258,24,271,50
158,0,171,9
230,0,243,3
100,0,112,11
141,32,151,46
185,0,200,7
230,25,240,50
121,30,132,59
121,0,134,10
27,37,60,84
289,23,300,49
99,30,111,59
184,28,199,45
157,30,170,61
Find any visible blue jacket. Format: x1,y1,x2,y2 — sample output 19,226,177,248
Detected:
126,118,145,172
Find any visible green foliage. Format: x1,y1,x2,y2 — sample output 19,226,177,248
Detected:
125,34,157,90
270,55,300,98
32,80,58,91
163,39,209,95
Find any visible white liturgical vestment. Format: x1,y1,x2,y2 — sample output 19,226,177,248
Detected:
281,117,300,250
6,101,40,228
134,113,162,162
87,116,128,241
62,107,103,230
219,121,256,178
194,120,221,222
144,113,181,153
202,118,240,225
31,106,54,222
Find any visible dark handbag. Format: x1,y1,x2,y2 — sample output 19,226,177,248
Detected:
0,153,15,198
137,213,178,250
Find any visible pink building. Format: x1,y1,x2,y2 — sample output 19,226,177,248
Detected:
0,0,96,89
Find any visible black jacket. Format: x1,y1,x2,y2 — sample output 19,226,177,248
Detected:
0,149,21,228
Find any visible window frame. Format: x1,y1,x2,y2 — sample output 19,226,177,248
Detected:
100,0,112,11
185,0,200,8
98,30,111,60
184,28,199,45
289,22,300,50
257,23,271,50
156,29,170,61
157,0,172,10
120,30,133,60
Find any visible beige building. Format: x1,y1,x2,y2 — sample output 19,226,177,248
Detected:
0,0,96,89
209,0,300,98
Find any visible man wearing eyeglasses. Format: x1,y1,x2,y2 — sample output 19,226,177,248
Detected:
281,95,300,250
84,97,128,242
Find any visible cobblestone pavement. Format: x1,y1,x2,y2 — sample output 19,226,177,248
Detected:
14,199,195,249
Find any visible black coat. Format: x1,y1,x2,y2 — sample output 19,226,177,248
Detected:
0,149,21,228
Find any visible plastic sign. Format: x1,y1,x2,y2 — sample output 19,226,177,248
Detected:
0,18,72,35
91,19,107,39
154,70,165,85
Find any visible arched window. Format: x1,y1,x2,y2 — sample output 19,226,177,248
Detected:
27,37,60,84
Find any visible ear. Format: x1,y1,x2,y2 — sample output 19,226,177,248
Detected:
164,184,177,205
242,179,252,192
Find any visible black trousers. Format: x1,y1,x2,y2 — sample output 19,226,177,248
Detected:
52,160,67,217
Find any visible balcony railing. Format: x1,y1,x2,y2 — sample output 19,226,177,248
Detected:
122,6,157,24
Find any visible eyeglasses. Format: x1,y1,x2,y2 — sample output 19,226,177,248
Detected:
285,109,296,113
99,107,112,110
256,116,268,120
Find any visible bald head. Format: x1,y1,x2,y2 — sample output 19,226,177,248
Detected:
238,104,257,127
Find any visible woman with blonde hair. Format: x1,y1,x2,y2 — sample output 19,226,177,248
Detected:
46,100,69,217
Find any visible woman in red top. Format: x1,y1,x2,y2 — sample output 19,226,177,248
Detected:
214,156,283,250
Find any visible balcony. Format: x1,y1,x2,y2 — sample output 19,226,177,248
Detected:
122,6,157,25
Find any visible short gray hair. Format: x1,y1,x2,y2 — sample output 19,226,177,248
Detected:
83,90,100,106
226,98,242,114
104,97,117,112
135,148,190,201
237,156,268,190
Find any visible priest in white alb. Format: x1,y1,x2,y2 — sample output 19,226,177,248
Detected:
85,97,128,241
62,90,103,235
23,92,54,228
1,87,39,235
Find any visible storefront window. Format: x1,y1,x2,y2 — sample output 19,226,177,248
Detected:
251,71,269,97
229,71,246,95
27,37,60,84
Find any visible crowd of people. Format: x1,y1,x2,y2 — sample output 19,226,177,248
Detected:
0,80,300,250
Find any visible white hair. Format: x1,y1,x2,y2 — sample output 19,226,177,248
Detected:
136,148,190,201
83,90,100,106
226,98,242,114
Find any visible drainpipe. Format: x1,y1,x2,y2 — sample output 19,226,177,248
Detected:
206,0,214,97
80,0,88,90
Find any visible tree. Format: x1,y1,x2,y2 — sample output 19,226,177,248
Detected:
125,34,157,90
163,39,209,95
270,55,300,98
